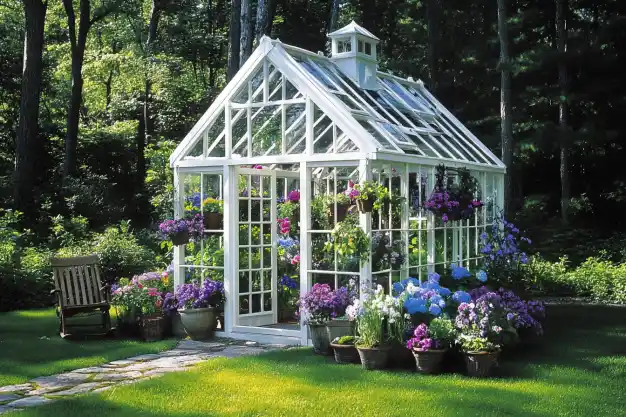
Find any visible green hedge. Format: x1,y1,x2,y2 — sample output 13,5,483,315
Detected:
521,256,626,304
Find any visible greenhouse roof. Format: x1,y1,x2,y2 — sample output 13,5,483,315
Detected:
171,26,505,171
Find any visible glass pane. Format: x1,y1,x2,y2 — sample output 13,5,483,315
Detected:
239,295,250,314
252,271,261,291
263,294,272,312
239,248,250,269
263,270,271,291
251,105,281,156
251,294,262,313
300,60,338,91
356,119,397,151
239,272,250,294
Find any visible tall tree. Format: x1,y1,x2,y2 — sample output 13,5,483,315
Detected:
239,0,251,66
556,0,570,223
14,0,47,223
425,0,440,93
325,0,341,54
61,0,120,180
227,0,241,80
254,0,268,44
497,0,513,214
140,0,169,189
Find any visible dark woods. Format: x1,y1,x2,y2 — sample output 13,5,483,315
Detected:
1,0,626,249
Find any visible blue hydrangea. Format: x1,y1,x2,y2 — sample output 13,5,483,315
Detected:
430,294,446,308
427,272,440,283
476,270,488,282
392,281,405,296
405,298,427,314
452,290,471,304
451,266,471,280
438,287,451,297
429,304,442,316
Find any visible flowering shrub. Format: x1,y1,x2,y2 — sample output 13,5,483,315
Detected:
395,273,451,319
324,215,370,264
175,279,225,310
480,214,530,288
277,217,291,235
470,286,545,335
406,318,455,351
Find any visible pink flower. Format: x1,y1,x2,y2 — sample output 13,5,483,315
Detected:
291,255,300,265
162,271,168,278
287,190,300,202
348,180,355,188
148,288,159,297
155,299,162,308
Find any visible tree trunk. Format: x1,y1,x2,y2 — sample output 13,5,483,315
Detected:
62,0,92,180
14,0,47,223
240,0,252,66
254,0,268,45
140,0,164,189
326,0,341,54
228,0,241,80
425,0,440,93
267,0,277,35
497,0,513,216
556,0,570,223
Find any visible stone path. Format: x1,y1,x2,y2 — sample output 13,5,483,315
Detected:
0,339,285,415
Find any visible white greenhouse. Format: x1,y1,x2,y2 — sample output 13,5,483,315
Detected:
169,22,505,345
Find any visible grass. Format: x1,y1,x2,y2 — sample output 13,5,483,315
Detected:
0,309,177,387
9,305,626,416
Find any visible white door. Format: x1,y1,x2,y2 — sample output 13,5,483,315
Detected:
236,168,277,327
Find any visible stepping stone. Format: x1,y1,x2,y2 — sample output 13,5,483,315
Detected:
177,340,225,351
119,362,159,372
0,384,31,394
159,349,201,357
29,373,91,394
92,371,143,382
92,386,114,394
143,368,188,377
218,346,265,358
73,367,116,374
245,341,258,346
6,396,52,408
106,360,136,367
0,405,13,415
0,394,20,403
126,354,160,362
46,383,101,397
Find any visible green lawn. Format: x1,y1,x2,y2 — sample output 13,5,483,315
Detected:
11,305,626,416
0,309,177,386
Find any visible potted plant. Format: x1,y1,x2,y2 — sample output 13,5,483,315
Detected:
385,298,413,369
297,283,334,355
175,278,225,340
329,192,353,223
407,317,456,374
138,287,165,342
347,285,393,370
159,219,190,246
111,279,142,337
454,291,512,377
325,285,357,342
324,216,370,265
354,181,385,213
423,165,483,223
202,198,224,231
330,335,360,364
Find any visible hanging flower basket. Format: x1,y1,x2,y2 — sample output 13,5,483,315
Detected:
422,165,483,223
171,230,190,246
463,350,500,377
412,348,447,374
204,212,223,231
357,196,374,213
328,203,352,223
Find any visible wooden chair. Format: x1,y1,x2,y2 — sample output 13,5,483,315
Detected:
51,255,111,337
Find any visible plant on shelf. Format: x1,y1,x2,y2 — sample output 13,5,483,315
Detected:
346,285,396,370
175,279,225,340
203,198,224,231
159,218,190,246
423,165,483,223
407,318,456,374
324,215,370,265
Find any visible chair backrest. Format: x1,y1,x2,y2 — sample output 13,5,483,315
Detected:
51,255,105,308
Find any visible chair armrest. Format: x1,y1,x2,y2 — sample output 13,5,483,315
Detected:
100,284,111,302
50,289,60,296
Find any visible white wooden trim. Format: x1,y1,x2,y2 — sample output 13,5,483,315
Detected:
173,169,185,288
358,159,372,298
299,161,311,345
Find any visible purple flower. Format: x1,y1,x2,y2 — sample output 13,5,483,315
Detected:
287,190,300,202
175,279,224,309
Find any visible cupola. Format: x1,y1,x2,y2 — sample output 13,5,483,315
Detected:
328,21,380,90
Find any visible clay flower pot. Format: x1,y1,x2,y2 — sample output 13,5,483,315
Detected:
325,319,354,343
177,307,215,340
309,324,332,355
356,345,391,370
330,343,360,364
463,350,500,377
412,349,447,374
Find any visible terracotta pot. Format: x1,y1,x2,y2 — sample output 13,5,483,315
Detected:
171,230,190,246
357,197,374,213
356,345,391,370
204,212,223,231
412,349,447,374
309,324,332,355
330,343,360,364
325,319,354,343
141,315,165,342
463,350,500,377
178,307,215,340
